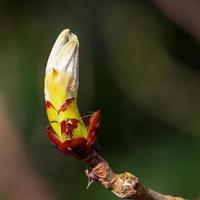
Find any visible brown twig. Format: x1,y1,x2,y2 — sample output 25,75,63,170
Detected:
83,150,184,200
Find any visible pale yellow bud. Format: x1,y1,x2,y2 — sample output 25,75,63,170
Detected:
45,29,79,111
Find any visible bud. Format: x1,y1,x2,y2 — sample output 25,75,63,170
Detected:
44,29,100,158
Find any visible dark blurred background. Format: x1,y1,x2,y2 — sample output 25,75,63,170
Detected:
0,0,200,199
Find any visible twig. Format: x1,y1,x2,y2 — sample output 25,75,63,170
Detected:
83,151,184,200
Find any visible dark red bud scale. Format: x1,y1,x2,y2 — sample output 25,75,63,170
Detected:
46,101,55,109
58,98,75,114
61,119,79,138
46,110,101,159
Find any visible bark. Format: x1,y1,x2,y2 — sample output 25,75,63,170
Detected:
83,151,184,200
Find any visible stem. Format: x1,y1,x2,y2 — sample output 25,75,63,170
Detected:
83,151,184,200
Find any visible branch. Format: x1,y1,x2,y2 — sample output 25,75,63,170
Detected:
83,151,184,200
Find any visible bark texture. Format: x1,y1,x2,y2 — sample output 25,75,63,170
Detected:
83,151,184,200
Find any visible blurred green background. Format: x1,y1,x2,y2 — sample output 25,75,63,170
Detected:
0,0,200,199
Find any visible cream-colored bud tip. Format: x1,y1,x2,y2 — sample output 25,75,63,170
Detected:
58,29,79,45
